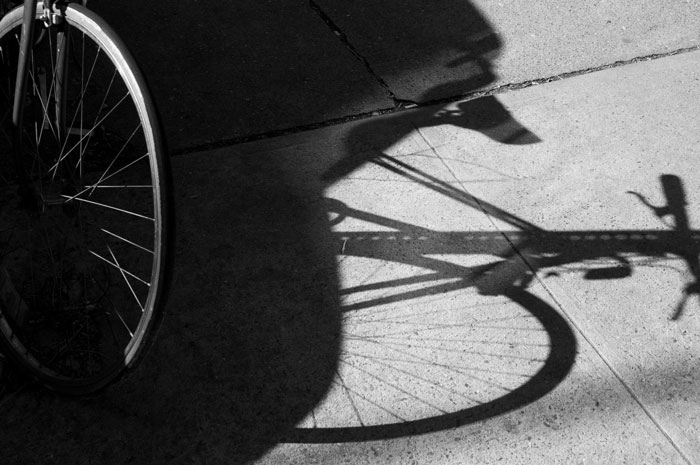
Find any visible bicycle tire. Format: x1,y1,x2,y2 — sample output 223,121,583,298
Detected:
0,3,171,395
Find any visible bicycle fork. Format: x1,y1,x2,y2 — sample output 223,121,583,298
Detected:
11,0,68,196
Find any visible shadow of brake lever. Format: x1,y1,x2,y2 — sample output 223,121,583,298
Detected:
628,174,699,320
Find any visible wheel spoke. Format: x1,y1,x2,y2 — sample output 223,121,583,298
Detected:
62,193,154,221
88,248,150,288
61,151,150,204
89,122,142,193
107,244,145,314
0,6,166,393
99,227,154,255
49,91,130,177
52,40,102,178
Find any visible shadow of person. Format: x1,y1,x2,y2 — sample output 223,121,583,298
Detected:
111,151,343,462
0,150,343,464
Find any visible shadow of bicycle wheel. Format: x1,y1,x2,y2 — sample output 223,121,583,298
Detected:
284,271,576,442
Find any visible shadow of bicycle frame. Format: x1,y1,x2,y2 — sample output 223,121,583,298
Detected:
286,155,699,443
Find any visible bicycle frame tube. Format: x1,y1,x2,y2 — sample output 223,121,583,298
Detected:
11,0,37,127
12,1,71,142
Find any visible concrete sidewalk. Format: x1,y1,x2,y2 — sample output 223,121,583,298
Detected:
2,2,700,464
229,49,700,464
89,0,700,152
5,44,700,465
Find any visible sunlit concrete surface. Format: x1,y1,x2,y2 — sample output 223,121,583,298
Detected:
315,0,700,103
241,50,700,464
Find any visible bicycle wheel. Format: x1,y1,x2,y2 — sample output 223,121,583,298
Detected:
0,3,171,394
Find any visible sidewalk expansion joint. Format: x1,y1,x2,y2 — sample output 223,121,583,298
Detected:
171,106,397,156
416,44,700,111
524,262,695,465
172,44,700,157
487,45,700,97
307,0,416,109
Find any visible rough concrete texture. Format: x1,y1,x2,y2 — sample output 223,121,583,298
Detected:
86,1,700,151
252,50,700,465
316,0,700,102
4,49,699,464
89,0,392,151
2,2,700,465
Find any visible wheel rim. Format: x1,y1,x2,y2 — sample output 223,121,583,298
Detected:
0,7,164,390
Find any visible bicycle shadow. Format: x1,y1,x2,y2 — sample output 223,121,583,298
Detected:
333,147,700,311
327,161,700,316
286,152,700,441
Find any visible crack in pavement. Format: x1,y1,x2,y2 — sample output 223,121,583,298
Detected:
307,0,417,109
172,45,700,157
